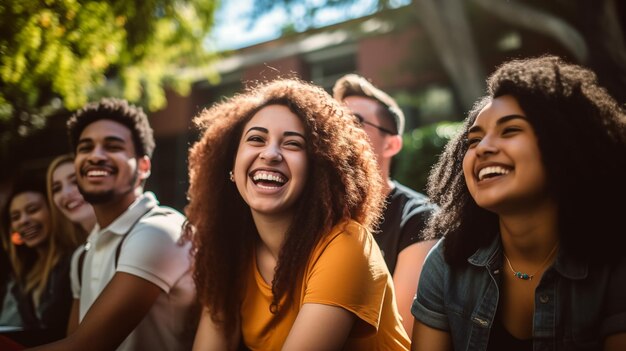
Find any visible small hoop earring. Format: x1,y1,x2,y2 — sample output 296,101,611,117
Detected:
229,170,235,182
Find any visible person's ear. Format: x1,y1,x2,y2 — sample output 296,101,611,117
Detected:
382,134,402,158
138,156,151,181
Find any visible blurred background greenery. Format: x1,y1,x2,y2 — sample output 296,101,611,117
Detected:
394,121,463,192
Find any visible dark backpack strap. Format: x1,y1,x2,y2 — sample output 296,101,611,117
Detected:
77,247,87,287
113,207,152,268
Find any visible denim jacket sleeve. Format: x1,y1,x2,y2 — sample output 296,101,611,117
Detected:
600,256,626,338
411,239,450,331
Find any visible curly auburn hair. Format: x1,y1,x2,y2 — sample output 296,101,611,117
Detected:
67,97,155,158
424,55,626,266
184,77,384,336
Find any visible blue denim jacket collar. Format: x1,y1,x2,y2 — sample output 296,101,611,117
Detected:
553,248,588,280
467,234,501,269
466,233,589,280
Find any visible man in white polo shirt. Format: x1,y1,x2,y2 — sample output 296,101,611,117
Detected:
31,98,196,351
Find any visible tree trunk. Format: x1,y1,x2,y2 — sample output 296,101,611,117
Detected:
471,0,625,103
412,0,486,111
472,0,588,62
580,0,626,103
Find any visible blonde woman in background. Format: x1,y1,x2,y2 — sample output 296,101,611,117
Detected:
46,154,95,247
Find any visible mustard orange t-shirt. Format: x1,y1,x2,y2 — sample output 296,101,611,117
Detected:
240,220,410,350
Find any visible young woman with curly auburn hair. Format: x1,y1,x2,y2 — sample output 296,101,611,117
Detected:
411,55,626,351
186,77,410,350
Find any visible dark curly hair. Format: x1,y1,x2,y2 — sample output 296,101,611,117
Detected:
424,55,626,266
184,77,384,336
67,98,155,158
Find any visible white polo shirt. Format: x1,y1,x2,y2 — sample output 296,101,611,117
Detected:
70,192,196,351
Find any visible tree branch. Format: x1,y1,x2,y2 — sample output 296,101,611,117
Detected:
412,0,486,110
471,0,588,62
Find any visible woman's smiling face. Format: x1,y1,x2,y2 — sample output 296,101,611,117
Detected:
463,95,549,214
233,104,309,220
52,161,95,226
9,191,51,248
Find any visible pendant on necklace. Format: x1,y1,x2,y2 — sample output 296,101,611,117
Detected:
514,271,532,280
503,243,559,282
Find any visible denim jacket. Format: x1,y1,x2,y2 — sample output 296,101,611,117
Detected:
411,236,626,351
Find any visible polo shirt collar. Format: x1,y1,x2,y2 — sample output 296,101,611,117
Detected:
98,192,158,236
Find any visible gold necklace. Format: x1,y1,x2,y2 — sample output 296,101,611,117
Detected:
503,243,558,281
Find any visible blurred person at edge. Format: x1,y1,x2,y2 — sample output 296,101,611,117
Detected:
334,74,440,336
411,55,626,351
0,178,74,347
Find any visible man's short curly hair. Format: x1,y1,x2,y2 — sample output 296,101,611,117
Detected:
67,98,155,158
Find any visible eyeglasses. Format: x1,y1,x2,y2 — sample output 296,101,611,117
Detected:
353,113,396,135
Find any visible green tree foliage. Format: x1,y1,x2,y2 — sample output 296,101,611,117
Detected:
393,121,463,193
0,0,218,142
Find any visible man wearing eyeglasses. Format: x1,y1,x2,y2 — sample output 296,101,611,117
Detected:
333,74,439,338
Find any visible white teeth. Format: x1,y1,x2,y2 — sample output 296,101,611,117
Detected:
478,166,510,181
67,200,81,210
87,170,109,177
257,183,279,190
20,226,39,237
252,171,286,184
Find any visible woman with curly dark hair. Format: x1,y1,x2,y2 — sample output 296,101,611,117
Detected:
411,56,626,350
186,77,410,350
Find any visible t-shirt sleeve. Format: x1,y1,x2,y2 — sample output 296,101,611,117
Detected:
411,239,450,331
302,223,389,336
70,245,85,299
116,213,190,293
398,203,437,252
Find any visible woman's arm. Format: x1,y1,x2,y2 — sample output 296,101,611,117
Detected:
410,239,453,351
281,303,355,351
411,319,452,351
65,299,79,336
192,307,239,351
393,239,438,336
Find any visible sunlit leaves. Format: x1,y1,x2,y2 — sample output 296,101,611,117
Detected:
0,0,217,140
